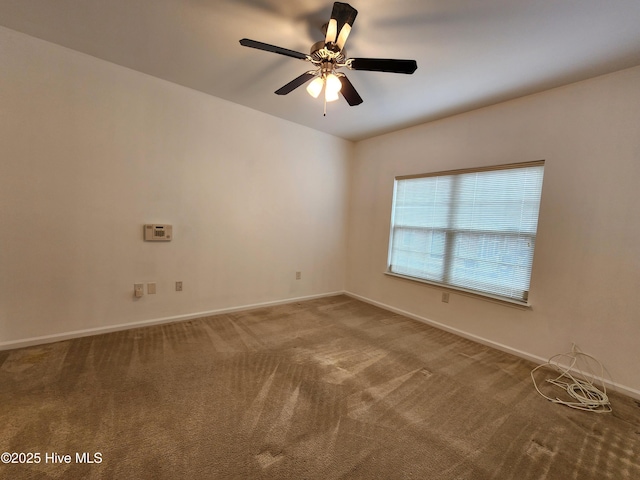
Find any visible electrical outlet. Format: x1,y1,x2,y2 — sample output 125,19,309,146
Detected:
441,292,450,303
134,283,144,298
175,281,183,292
147,283,156,294
296,271,301,280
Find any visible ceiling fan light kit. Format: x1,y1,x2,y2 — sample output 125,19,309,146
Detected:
308,72,342,103
239,2,417,116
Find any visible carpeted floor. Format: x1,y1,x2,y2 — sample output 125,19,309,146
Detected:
1,295,639,479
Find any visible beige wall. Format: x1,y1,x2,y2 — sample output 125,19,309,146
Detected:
346,66,640,396
0,27,351,346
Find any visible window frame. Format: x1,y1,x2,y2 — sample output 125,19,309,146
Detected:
386,160,545,307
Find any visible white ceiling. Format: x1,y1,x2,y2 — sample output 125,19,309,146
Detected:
2,0,640,141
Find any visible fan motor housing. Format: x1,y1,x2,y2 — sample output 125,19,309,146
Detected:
310,41,347,64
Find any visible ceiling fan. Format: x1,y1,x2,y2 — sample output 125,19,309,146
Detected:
239,2,418,115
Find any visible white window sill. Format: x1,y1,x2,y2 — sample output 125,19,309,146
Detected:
384,271,532,310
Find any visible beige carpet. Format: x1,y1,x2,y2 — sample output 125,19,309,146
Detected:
1,295,639,479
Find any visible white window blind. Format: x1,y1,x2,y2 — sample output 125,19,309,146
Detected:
388,161,545,304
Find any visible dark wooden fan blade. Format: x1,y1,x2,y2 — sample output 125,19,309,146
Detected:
350,58,418,74
275,72,316,95
339,75,363,106
331,2,358,31
239,38,308,60
327,3,358,49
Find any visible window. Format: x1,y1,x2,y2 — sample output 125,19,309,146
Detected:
387,161,545,304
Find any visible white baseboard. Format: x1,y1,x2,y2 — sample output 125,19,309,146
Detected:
0,291,344,352
344,291,640,401
3,289,638,401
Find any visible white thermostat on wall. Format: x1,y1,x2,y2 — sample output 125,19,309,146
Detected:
144,224,172,241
